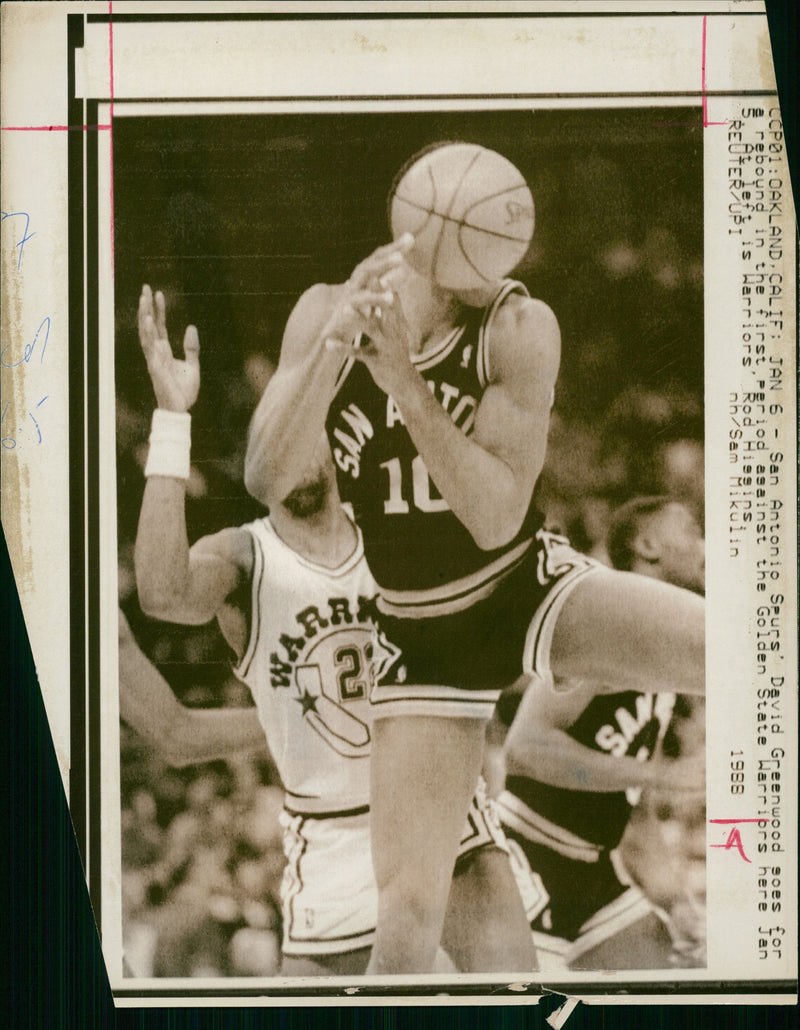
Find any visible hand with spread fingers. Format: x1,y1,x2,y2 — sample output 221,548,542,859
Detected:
138,284,200,413
324,234,416,396
322,234,412,339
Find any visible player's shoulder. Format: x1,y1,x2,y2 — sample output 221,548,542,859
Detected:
193,525,254,570
490,292,560,383
495,291,559,341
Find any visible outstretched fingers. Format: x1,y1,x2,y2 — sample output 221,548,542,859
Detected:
138,285,156,354
154,289,168,340
183,324,200,365
349,234,413,291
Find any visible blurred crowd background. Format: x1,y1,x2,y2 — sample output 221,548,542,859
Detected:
114,108,705,977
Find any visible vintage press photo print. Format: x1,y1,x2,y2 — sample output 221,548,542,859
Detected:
1,0,797,1012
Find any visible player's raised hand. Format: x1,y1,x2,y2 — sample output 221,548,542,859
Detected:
138,284,200,413
347,233,414,293
345,281,416,394
321,235,414,351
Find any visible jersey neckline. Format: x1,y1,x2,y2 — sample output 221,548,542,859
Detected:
261,510,365,578
410,324,466,371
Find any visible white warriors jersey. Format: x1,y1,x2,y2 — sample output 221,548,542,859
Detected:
232,511,399,815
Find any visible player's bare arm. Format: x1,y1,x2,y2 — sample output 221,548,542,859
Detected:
243,238,411,507
336,289,560,550
118,609,266,767
504,678,703,795
134,284,252,629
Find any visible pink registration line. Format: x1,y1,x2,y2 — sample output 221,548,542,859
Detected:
709,819,766,824
4,1,117,271
1,125,112,132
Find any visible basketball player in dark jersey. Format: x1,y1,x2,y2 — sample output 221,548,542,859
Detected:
244,145,705,973
497,497,705,970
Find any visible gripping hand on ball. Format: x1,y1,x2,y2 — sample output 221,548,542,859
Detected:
321,235,413,351
138,284,200,413
342,282,417,397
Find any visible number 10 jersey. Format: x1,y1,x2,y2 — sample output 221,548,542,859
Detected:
325,279,546,601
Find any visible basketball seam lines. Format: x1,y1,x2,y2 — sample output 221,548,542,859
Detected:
393,191,532,243
414,164,439,240
457,230,497,285
460,181,533,222
431,146,484,287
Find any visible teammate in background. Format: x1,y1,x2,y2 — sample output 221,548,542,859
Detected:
118,608,266,767
133,285,532,976
496,497,706,970
243,144,705,973
605,496,705,596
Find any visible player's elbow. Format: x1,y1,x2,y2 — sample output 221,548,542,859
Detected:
243,457,271,506
157,726,199,768
136,578,182,623
471,498,527,552
154,709,209,767
473,521,519,552
243,435,275,502
243,439,289,509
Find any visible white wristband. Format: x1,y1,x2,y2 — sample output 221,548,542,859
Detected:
144,409,192,480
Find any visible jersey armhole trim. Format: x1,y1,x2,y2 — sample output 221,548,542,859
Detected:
477,279,529,388
335,353,355,391
232,526,263,682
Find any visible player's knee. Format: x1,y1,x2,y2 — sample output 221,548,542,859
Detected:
374,870,445,935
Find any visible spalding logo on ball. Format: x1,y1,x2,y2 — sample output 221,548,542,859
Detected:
390,142,535,292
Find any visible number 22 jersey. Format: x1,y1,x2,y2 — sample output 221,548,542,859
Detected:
232,513,398,815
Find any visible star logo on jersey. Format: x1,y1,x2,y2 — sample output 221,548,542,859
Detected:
295,689,319,716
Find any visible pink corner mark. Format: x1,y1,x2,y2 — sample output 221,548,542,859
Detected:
709,818,764,864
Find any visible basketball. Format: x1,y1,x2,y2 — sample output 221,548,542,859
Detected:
389,143,535,293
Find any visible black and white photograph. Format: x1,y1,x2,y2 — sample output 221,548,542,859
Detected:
114,107,707,982
1,0,796,1012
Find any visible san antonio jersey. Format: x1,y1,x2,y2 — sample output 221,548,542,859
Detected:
324,280,546,598
232,513,399,815
502,691,676,860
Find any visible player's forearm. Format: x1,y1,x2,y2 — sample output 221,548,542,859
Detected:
505,730,656,794
244,343,342,505
135,476,194,619
390,370,528,550
166,707,266,767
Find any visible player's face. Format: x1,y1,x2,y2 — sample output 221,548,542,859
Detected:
649,503,705,594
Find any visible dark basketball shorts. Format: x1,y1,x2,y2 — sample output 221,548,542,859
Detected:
371,528,602,720
496,790,660,971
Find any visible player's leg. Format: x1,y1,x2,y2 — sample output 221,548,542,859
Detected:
569,911,673,970
548,569,704,695
442,846,536,972
365,713,487,974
